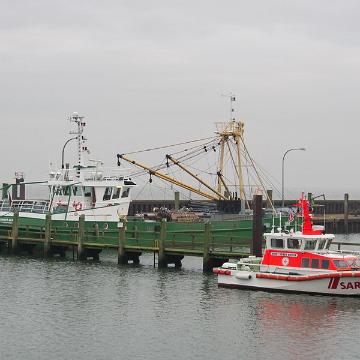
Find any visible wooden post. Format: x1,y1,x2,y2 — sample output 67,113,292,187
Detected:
174,191,180,211
266,189,273,209
44,212,52,257
203,222,212,272
252,194,263,257
11,210,19,253
118,220,127,264
344,193,349,234
77,214,85,260
158,219,167,268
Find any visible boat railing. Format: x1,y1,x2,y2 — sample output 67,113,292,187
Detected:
0,200,50,214
49,167,132,182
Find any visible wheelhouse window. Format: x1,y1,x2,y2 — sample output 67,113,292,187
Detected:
121,188,130,198
271,238,284,249
311,259,319,268
317,239,327,250
73,186,83,196
333,260,349,269
304,240,317,250
112,187,121,200
321,260,330,269
103,187,112,201
301,258,310,267
287,238,300,249
62,186,70,196
83,187,92,197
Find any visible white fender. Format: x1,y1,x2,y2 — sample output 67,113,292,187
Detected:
235,272,252,280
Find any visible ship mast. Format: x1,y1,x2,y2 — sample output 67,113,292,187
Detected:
216,94,246,200
69,112,88,178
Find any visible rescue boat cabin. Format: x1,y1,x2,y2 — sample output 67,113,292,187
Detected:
261,197,358,272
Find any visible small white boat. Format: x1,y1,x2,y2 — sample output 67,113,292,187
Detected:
213,196,360,296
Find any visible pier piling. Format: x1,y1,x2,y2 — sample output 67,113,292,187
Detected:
202,222,212,272
77,214,85,260
158,219,167,268
251,194,263,257
10,210,19,253
118,220,127,264
344,193,349,234
44,213,52,257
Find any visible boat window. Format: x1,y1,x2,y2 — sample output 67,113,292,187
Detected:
301,258,310,267
62,186,70,196
304,240,317,250
54,186,62,196
271,238,284,248
73,186,83,196
311,259,319,268
333,260,349,269
83,186,92,197
325,240,332,250
317,239,327,250
103,187,112,201
287,238,300,249
112,187,121,200
121,187,130,198
321,260,330,269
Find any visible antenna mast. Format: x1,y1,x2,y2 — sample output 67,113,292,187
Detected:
69,112,88,177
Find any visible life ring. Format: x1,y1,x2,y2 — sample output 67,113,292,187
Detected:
72,201,83,211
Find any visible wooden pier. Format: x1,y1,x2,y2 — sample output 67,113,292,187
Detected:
0,210,260,272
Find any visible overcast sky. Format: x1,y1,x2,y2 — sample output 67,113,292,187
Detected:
1,0,359,200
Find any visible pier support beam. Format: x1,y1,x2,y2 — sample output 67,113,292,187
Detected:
10,210,19,254
44,213,52,257
251,194,263,257
344,193,349,234
77,214,86,260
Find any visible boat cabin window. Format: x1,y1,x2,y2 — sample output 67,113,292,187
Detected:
112,187,121,200
54,186,62,196
287,238,300,249
301,258,310,267
321,260,330,269
62,186,70,196
73,186,83,196
325,240,332,250
317,239,327,250
103,187,112,201
271,238,284,249
304,240,317,251
83,186,92,197
333,260,349,269
121,187,130,198
311,259,319,268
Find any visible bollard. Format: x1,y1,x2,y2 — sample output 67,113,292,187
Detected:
77,214,85,260
202,222,212,272
44,213,52,257
344,193,349,234
158,219,167,268
11,210,19,253
118,220,127,264
174,191,180,211
252,194,263,257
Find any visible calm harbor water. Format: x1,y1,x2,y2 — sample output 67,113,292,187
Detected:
1,235,360,360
